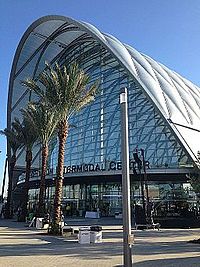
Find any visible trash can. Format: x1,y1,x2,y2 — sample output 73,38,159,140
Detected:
78,226,90,244
36,218,44,229
90,225,102,243
62,226,74,237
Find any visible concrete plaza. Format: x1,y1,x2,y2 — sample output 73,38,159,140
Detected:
0,218,199,267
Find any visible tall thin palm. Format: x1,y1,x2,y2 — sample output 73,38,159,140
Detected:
22,62,98,234
22,102,59,216
12,117,38,221
0,125,23,218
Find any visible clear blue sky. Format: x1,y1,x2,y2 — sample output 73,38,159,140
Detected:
1,0,200,188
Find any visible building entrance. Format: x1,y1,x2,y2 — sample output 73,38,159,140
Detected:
28,181,199,222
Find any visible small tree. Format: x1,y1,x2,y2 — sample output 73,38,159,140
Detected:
0,124,23,218
12,117,38,221
22,62,98,234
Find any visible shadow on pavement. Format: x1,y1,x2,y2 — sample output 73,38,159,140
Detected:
114,256,200,267
0,218,200,265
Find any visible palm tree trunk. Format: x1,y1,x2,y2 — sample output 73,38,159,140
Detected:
51,120,68,235
37,144,48,217
5,154,16,219
21,150,32,221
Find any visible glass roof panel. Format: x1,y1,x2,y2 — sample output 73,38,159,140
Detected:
11,80,28,110
34,20,66,37
16,32,45,72
12,52,43,108
54,30,84,46
34,31,85,78
16,20,67,73
34,42,63,78
11,93,30,122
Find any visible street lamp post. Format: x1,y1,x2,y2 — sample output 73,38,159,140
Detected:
120,88,133,267
1,157,8,203
133,150,146,223
141,149,149,207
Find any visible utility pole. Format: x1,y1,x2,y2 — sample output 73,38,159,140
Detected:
120,88,133,267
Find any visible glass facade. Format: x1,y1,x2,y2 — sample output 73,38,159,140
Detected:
47,39,192,173
8,16,200,218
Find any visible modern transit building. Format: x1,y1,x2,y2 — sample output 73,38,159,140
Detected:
8,15,200,218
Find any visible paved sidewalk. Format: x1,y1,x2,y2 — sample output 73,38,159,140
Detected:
0,219,199,267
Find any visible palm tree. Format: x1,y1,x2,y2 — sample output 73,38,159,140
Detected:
12,117,38,221
22,62,98,234
0,124,23,218
21,101,59,217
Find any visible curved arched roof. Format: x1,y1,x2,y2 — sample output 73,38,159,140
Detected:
8,15,200,165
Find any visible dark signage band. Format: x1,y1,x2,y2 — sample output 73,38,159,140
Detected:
23,160,150,180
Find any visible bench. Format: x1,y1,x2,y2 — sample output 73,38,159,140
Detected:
135,223,160,230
